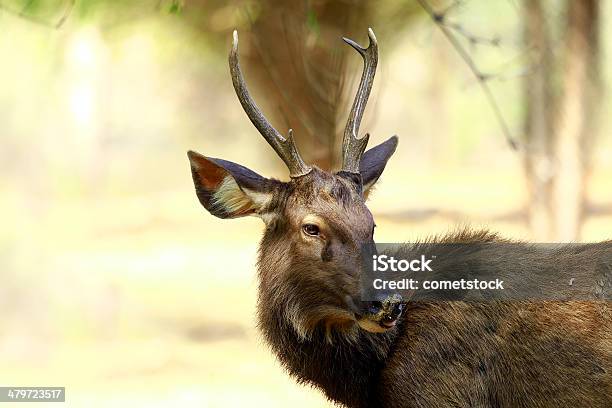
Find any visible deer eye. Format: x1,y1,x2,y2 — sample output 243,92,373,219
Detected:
302,224,320,236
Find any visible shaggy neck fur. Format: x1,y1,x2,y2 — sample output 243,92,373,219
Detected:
257,288,398,407
255,224,397,407
254,229,611,408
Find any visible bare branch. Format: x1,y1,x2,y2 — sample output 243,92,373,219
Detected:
0,0,75,29
431,1,502,48
54,0,75,28
417,0,519,150
446,22,501,47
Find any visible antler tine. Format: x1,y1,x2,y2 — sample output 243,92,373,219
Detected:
229,30,311,178
341,28,378,174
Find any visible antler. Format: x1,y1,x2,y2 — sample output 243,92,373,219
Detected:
341,28,378,174
229,31,311,178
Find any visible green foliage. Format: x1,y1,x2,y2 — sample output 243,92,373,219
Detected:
306,8,320,36
168,0,182,15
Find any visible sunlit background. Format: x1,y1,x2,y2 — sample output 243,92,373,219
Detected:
1,0,611,407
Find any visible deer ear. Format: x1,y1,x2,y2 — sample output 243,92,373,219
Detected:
359,136,398,193
187,151,282,219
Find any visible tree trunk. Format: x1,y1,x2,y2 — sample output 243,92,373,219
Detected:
550,0,600,241
242,1,371,170
523,0,554,241
523,0,600,241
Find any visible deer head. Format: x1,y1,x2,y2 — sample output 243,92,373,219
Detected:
188,29,402,338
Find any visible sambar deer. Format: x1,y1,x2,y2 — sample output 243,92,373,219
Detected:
188,29,611,407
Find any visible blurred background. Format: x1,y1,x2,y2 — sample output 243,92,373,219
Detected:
1,0,610,406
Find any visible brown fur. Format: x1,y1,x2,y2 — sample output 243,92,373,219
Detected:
188,154,612,407
256,221,611,407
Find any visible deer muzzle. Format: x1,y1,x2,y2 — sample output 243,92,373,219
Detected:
356,293,404,333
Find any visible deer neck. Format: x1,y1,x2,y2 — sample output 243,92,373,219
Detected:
256,276,398,407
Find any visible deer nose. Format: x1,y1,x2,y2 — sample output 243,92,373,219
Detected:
363,293,403,316
388,299,404,319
